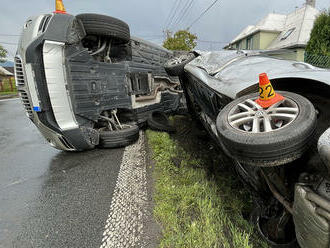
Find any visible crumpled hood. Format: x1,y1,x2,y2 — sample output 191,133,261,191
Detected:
185,50,330,99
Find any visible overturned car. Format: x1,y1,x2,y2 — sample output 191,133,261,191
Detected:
15,12,182,151
165,50,330,248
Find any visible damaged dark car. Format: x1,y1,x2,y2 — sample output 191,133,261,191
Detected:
165,50,330,248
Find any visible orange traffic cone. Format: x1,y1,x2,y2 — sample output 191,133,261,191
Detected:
54,0,67,14
255,73,284,108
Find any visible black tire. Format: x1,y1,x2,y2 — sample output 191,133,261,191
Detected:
147,111,176,133
164,52,196,76
76,13,130,43
98,125,139,148
216,91,317,167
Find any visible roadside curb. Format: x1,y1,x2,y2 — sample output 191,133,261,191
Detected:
0,94,18,100
100,131,160,248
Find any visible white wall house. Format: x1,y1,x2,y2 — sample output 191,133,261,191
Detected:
225,0,320,61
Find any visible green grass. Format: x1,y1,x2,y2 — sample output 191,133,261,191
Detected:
0,91,17,96
147,130,268,248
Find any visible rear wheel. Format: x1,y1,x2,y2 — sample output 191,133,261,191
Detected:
216,91,317,166
98,124,139,148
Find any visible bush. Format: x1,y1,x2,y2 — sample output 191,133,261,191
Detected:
306,9,330,56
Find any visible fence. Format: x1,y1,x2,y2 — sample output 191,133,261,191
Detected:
304,52,330,68
0,77,17,95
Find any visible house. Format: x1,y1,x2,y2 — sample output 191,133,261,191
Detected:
0,65,14,92
225,0,319,61
0,66,13,78
0,61,14,74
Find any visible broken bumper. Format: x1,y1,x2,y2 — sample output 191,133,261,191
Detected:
15,14,96,151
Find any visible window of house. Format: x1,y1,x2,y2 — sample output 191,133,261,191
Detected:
281,28,295,40
246,36,253,50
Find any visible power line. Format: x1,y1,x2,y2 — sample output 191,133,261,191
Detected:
177,0,196,28
166,0,184,30
6,49,15,57
188,0,221,29
0,34,19,37
164,0,180,30
0,41,18,45
172,0,195,30
144,37,163,42
171,0,194,30
170,0,189,29
139,35,163,38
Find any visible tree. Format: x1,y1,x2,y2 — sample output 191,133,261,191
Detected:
306,9,330,56
163,30,197,51
0,45,7,63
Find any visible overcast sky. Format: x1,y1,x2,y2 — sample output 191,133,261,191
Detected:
0,0,329,61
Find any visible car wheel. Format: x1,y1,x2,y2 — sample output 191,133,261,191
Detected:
147,111,176,133
216,91,317,167
98,124,139,148
76,13,130,43
164,52,196,76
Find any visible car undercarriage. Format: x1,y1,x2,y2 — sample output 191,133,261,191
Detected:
15,13,183,151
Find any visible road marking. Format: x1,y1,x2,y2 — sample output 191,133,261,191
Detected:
100,131,148,248
0,97,19,102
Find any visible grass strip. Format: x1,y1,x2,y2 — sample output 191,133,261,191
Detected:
147,130,268,248
0,91,18,95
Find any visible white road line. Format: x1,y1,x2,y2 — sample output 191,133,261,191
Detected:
0,97,19,102
100,131,148,248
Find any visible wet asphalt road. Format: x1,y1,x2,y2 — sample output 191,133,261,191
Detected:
0,99,124,248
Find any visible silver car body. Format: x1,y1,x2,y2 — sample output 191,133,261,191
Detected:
182,50,330,248
186,50,330,99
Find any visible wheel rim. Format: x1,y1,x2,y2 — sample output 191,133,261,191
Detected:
228,97,299,133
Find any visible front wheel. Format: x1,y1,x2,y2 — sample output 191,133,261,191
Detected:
216,91,317,167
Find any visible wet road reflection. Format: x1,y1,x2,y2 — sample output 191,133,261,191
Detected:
0,99,123,247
